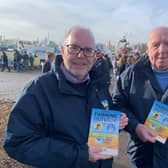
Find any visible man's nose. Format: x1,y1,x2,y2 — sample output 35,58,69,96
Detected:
159,43,168,53
77,49,85,58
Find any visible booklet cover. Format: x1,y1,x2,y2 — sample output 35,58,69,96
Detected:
88,108,121,156
145,100,168,144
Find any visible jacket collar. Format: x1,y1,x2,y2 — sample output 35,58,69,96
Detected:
140,55,164,98
60,63,90,84
51,55,88,96
51,55,109,96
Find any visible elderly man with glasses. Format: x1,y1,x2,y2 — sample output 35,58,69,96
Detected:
4,26,128,168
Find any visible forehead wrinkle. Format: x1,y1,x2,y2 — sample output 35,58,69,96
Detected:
147,27,168,47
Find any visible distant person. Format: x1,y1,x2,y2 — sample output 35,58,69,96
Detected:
42,52,55,73
116,54,126,76
132,52,140,63
112,56,118,79
13,52,17,70
29,52,34,69
14,50,22,72
125,56,133,69
113,26,168,168
22,51,29,70
95,51,111,86
1,51,10,72
4,26,128,168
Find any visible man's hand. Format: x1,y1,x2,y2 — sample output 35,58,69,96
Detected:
88,146,113,162
135,123,156,143
119,113,128,130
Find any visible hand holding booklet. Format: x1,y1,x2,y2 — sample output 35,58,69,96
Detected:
145,100,168,144
88,108,121,156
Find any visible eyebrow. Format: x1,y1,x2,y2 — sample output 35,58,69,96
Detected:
69,44,95,49
152,40,168,44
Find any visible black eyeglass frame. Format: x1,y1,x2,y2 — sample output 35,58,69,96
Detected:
65,44,96,57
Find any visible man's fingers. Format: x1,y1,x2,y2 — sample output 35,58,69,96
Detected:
89,146,102,153
91,153,113,161
119,113,128,129
88,146,113,162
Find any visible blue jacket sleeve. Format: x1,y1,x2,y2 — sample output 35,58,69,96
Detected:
3,94,89,168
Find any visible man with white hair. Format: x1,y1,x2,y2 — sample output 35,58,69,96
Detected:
113,26,168,168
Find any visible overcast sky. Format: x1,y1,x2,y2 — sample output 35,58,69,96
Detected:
0,0,168,44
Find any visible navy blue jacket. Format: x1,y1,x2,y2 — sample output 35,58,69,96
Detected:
112,54,168,168
4,56,114,168
42,61,51,73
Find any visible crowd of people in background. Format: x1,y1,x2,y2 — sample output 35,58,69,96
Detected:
40,49,142,85
1,47,142,80
113,52,141,79
0,49,35,72
93,50,142,85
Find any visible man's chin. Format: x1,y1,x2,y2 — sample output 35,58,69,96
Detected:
156,66,168,71
71,71,88,80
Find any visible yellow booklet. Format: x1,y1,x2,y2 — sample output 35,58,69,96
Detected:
145,100,168,144
88,108,121,156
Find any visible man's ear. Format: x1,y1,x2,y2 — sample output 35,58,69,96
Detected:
61,46,64,55
146,45,148,54
93,55,97,64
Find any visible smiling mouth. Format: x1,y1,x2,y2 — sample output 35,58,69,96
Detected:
74,62,87,66
158,57,168,60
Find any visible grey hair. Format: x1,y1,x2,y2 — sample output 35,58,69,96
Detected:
63,26,95,45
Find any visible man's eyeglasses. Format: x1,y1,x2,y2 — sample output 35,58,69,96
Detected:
66,44,96,57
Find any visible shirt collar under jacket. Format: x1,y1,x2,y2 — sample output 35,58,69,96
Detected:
152,66,168,92
152,65,168,73
60,63,90,84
